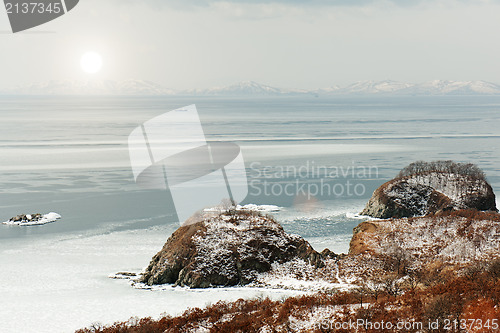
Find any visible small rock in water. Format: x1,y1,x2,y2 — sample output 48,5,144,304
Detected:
3,212,61,226
11,213,42,222
109,272,138,280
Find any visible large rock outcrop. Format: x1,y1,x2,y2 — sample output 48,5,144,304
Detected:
140,210,323,288
361,161,497,219
349,210,500,268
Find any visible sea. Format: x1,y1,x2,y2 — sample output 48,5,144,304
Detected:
1,95,500,332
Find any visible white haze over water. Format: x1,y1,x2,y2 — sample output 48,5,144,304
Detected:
1,96,500,332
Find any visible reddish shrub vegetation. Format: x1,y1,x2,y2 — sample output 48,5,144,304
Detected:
77,260,500,333
397,160,486,181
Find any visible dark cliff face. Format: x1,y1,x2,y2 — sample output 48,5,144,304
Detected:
361,171,497,219
140,210,322,288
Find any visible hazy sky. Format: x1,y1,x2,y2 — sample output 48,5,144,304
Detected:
1,0,500,90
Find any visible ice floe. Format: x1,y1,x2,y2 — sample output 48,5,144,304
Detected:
2,212,61,226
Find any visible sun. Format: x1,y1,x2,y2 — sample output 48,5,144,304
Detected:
80,52,103,74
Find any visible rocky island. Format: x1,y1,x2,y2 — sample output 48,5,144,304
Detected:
2,212,61,226
361,160,497,218
89,161,500,332
139,209,326,288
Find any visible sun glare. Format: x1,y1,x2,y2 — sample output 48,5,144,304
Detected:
80,52,103,74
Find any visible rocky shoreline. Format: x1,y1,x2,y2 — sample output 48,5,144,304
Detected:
121,161,498,292
139,210,326,288
94,161,500,332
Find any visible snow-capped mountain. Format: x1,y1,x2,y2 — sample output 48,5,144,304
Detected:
336,80,415,94
2,79,500,96
192,79,500,96
313,85,341,95
185,80,291,96
1,79,176,96
317,80,500,96
403,80,500,95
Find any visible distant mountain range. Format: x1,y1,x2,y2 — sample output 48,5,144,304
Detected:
2,79,500,96
312,80,500,96
0,79,175,96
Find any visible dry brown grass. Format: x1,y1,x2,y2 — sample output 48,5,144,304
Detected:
77,263,500,333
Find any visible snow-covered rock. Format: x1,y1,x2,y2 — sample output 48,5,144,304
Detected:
251,258,356,292
349,210,500,268
361,161,496,219
2,212,61,226
203,204,281,213
139,210,323,288
236,204,281,212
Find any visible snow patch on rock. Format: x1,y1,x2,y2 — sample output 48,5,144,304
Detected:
251,259,356,292
2,212,61,226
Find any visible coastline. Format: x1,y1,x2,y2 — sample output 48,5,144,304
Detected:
0,210,355,333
